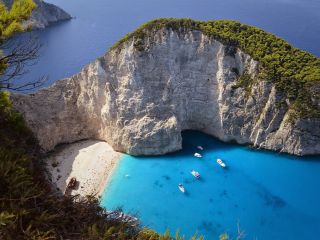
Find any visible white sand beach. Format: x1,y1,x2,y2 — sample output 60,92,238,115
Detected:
45,140,122,198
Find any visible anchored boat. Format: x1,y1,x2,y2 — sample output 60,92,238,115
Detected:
191,170,201,179
217,158,226,168
178,184,185,193
197,146,204,150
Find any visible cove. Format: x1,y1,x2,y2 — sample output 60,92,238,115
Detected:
101,131,320,239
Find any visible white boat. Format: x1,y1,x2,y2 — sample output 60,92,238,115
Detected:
191,170,201,179
194,153,202,158
178,184,185,193
197,146,204,151
216,158,226,168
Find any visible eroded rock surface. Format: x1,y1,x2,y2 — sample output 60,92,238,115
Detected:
11,28,320,155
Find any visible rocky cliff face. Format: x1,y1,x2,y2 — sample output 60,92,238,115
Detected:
3,0,71,29
11,28,320,156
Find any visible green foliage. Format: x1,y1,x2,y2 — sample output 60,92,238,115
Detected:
0,0,36,79
0,212,15,226
232,72,254,96
136,229,204,240
0,0,36,40
111,18,320,119
110,18,200,51
0,92,36,150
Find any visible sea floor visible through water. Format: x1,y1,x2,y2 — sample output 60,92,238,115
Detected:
101,131,320,240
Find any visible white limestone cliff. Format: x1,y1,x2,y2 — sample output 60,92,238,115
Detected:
11,28,320,155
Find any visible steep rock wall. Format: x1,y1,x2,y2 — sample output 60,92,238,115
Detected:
11,28,320,155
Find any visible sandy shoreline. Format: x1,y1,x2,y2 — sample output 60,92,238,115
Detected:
45,140,122,198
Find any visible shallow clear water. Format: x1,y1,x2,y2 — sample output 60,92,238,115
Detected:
13,0,320,89
101,131,320,239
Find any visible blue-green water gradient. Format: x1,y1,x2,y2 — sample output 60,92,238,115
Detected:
101,131,320,240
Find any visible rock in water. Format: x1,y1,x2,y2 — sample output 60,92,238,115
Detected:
2,0,71,29
11,20,320,156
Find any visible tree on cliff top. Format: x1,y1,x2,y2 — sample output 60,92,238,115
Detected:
0,0,35,39
0,0,45,91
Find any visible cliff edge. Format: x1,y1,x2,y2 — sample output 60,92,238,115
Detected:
3,0,71,29
11,19,320,156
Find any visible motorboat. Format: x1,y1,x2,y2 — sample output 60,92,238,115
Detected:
197,146,204,150
178,184,185,193
194,153,202,158
191,170,200,179
216,158,226,168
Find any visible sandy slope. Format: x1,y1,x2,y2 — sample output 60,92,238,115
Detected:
45,140,122,197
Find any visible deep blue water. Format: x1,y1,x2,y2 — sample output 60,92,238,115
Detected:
13,0,320,88
101,131,320,239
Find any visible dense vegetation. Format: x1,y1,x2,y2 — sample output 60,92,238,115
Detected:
112,18,320,119
0,0,35,40
0,0,35,76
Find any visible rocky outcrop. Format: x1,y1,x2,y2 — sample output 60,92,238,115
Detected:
11,27,320,156
3,0,71,29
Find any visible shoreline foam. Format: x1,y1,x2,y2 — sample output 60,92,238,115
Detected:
45,140,122,198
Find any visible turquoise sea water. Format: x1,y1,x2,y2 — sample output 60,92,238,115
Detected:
101,131,320,239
